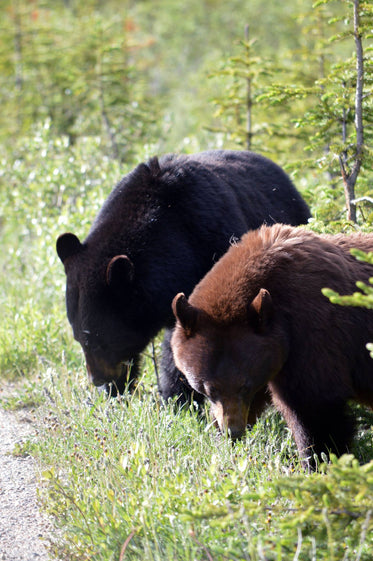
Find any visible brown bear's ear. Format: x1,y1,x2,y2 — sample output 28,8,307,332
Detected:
248,288,273,333
106,255,134,288
56,233,83,263
172,293,199,337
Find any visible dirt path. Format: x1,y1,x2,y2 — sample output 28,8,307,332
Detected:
0,407,52,560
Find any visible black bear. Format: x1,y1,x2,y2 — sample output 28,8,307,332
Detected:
56,150,310,399
171,224,373,467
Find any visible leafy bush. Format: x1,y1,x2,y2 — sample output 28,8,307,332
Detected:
184,454,373,560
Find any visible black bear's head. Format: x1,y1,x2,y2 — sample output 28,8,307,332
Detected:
56,232,157,388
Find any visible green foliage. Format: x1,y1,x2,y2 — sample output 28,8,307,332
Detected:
209,0,340,155
1,0,308,158
16,366,373,560
323,249,373,310
1,1,373,559
26,364,300,561
0,0,161,159
208,36,281,151
184,454,373,560
211,0,373,222
0,122,123,377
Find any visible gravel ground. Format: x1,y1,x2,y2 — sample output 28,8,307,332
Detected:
0,407,53,561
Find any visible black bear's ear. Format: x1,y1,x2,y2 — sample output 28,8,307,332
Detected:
106,255,134,289
172,293,199,337
56,233,83,263
146,156,161,176
248,288,273,333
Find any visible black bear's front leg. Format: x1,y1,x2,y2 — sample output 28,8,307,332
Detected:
158,328,205,406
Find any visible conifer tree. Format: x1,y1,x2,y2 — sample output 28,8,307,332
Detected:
0,0,159,159
211,0,373,223
293,0,373,222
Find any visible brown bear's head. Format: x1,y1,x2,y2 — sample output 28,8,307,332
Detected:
56,232,155,388
171,290,287,439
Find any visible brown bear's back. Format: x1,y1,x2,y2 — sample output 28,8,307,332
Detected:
189,225,373,326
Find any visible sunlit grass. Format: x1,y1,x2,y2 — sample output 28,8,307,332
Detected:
10,355,373,561
26,356,298,561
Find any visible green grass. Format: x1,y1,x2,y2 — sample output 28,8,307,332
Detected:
16,358,299,561
1,127,373,560
10,356,373,561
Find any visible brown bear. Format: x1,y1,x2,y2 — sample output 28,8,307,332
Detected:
171,224,373,467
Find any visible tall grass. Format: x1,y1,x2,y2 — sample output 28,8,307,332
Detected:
29,358,295,561
19,357,373,561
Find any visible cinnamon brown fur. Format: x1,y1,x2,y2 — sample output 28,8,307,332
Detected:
172,225,373,468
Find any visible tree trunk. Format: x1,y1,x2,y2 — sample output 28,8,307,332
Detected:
340,0,364,223
245,25,252,151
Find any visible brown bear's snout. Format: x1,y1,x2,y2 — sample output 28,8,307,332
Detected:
211,399,249,440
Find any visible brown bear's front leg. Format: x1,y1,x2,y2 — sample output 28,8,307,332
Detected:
273,394,355,470
247,386,272,426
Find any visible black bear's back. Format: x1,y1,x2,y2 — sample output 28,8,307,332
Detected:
90,150,309,241
86,150,310,306
158,150,310,228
